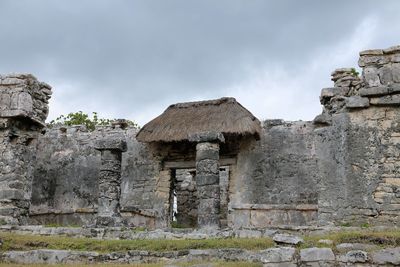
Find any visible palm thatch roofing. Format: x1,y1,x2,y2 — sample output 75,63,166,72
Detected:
136,97,261,143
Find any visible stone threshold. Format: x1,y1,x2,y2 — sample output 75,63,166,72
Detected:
2,247,400,266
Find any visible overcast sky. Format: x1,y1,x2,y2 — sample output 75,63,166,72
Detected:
1,1,400,125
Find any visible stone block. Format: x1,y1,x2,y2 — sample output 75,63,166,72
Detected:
198,198,220,215
359,86,393,96
384,178,400,186
393,63,400,83
313,113,331,125
362,66,381,87
371,247,400,265
320,87,348,101
262,263,297,267
197,184,220,198
300,248,335,262
0,189,24,200
379,65,394,84
370,94,400,105
343,250,368,263
95,138,127,152
196,160,219,175
345,96,369,108
259,247,296,263
196,174,219,186
383,45,400,54
196,147,219,161
359,55,389,67
189,131,225,143
273,234,303,245
359,49,383,56
229,210,250,229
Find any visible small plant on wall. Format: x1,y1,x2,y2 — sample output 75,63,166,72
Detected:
48,111,139,131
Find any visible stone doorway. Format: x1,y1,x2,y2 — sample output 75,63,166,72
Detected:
169,166,230,228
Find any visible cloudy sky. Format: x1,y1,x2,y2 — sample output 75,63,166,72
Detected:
1,1,400,125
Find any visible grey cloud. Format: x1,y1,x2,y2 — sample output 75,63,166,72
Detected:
0,0,399,124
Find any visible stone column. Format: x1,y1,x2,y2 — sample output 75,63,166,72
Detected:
189,132,224,229
94,131,127,227
0,74,51,225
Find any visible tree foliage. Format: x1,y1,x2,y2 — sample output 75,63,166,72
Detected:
49,111,139,131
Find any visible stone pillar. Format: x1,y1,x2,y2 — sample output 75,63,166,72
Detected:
94,130,127,227
189,132,224,229
0,74,51,225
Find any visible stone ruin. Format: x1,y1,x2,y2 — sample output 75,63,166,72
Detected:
1,45,400,230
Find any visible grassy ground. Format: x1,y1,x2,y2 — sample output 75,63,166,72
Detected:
0,229,399,266
302,229,400,251
1,229,400,253
0,232,274,253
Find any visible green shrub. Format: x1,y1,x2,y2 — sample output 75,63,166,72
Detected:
49,111,139,131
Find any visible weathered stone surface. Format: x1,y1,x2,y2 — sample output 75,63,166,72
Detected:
96,133,127,227
359,86,394,96
300,248,335,262
0,74,51,125
273,234,303,245
371,247,400,265
320,87,348,102
2,249,99,264
383,45,400,54
94,138,127,152
340,250,368,263
370,94,400,105
359,49,383,56
345,96,369,108
336,243,378,252
188,131,225,143
0,75,51,225
363,66,381,87
259,247,295,263
313,113,332,125
195,141,220,229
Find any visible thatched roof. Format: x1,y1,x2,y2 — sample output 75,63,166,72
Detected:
136,97,261,143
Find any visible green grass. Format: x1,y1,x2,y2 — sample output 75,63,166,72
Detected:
44,223,80,228
0,263,262,267
0,233,274,253
1,229,399,255
302,229,400,250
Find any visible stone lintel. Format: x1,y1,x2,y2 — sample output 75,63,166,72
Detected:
189,131,225,143
94,138,127,152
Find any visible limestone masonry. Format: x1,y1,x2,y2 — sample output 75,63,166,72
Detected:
1,45,400,230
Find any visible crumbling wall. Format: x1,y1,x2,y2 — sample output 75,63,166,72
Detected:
0,74,51,224
314,46,400,225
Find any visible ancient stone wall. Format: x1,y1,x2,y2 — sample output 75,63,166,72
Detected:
9,44,400,229
0,74,51,224
228,121,319,228
314,45,400,225
30,125,165,228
